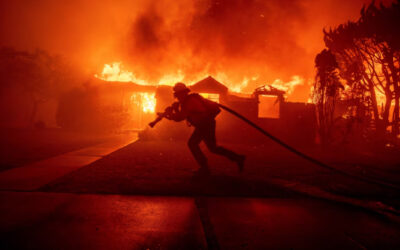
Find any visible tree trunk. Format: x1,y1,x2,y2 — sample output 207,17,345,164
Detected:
388,53,399,138
382,90,392,133
394,96,399,137
363,72,384,137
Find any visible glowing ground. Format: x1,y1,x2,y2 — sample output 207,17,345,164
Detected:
1,138,400,249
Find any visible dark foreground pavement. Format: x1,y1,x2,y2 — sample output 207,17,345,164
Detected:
1,139,400,249
1,191,400,249
41,140,400,212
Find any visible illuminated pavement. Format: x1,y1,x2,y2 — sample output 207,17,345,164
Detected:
1,191,400,249
0,191,206,249
0,134,138,191
41,140,400,216
1,139,400,249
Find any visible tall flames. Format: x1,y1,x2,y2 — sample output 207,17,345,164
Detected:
1,0,370,110
95,62,309,113
270,76,306,96
95,62,194,86
95,62,310,113
95,62,253,91
96,62,307,93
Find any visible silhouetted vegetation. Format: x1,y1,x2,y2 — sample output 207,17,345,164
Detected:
313,0,400,147
0,47,78,127
313,49,343,146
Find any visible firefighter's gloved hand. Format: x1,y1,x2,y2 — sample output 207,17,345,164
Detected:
163,107,173,119
172,102,180,110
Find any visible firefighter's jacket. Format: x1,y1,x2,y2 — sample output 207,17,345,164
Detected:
169,93,214,127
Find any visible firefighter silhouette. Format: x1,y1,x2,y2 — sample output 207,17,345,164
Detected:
165,82,245,175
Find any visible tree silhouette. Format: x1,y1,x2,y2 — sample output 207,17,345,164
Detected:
312,49,343,146
319,0,400,144
0,47,74,126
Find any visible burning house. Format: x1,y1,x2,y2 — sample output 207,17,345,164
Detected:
56,68,316,145
187,77,316,145
93,79,157,130
91,72,316,145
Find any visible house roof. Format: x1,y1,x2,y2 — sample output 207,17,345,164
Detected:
92,77,157,93
190,76,228,94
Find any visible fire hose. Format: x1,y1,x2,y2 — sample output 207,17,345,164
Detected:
218,103,400,191
149,102,400,191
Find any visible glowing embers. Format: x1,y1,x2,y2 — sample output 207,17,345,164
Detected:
258,95,280,118
199,93,220,103
130,93,156,113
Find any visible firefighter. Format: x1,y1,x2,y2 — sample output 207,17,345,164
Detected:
165,82,245,175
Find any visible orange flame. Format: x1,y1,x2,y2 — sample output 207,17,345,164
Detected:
142,93,156,113
270,75,304,95
130,92,156,113
95,62,255,92
95,62,309,106
95,62,185,86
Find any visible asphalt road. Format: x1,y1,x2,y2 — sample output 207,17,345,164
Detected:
1,191,400,249
1,139,400,249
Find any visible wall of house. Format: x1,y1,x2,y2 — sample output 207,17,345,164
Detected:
217,97,316,146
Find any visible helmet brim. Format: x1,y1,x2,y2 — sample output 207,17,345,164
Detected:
173,88,190,97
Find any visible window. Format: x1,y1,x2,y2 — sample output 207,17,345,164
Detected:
258,95,280,118
199,93,220,103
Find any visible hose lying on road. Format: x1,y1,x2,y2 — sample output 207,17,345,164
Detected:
218,103,400,191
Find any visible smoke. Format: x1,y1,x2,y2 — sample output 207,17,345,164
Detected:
0,0,385,100
120,0,374,98
124,0,307,81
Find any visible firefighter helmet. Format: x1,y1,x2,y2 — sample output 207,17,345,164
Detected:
173,82,190,94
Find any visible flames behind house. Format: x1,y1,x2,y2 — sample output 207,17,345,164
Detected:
89,71,316,145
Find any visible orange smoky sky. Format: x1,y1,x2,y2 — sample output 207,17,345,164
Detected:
0,0,392,101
